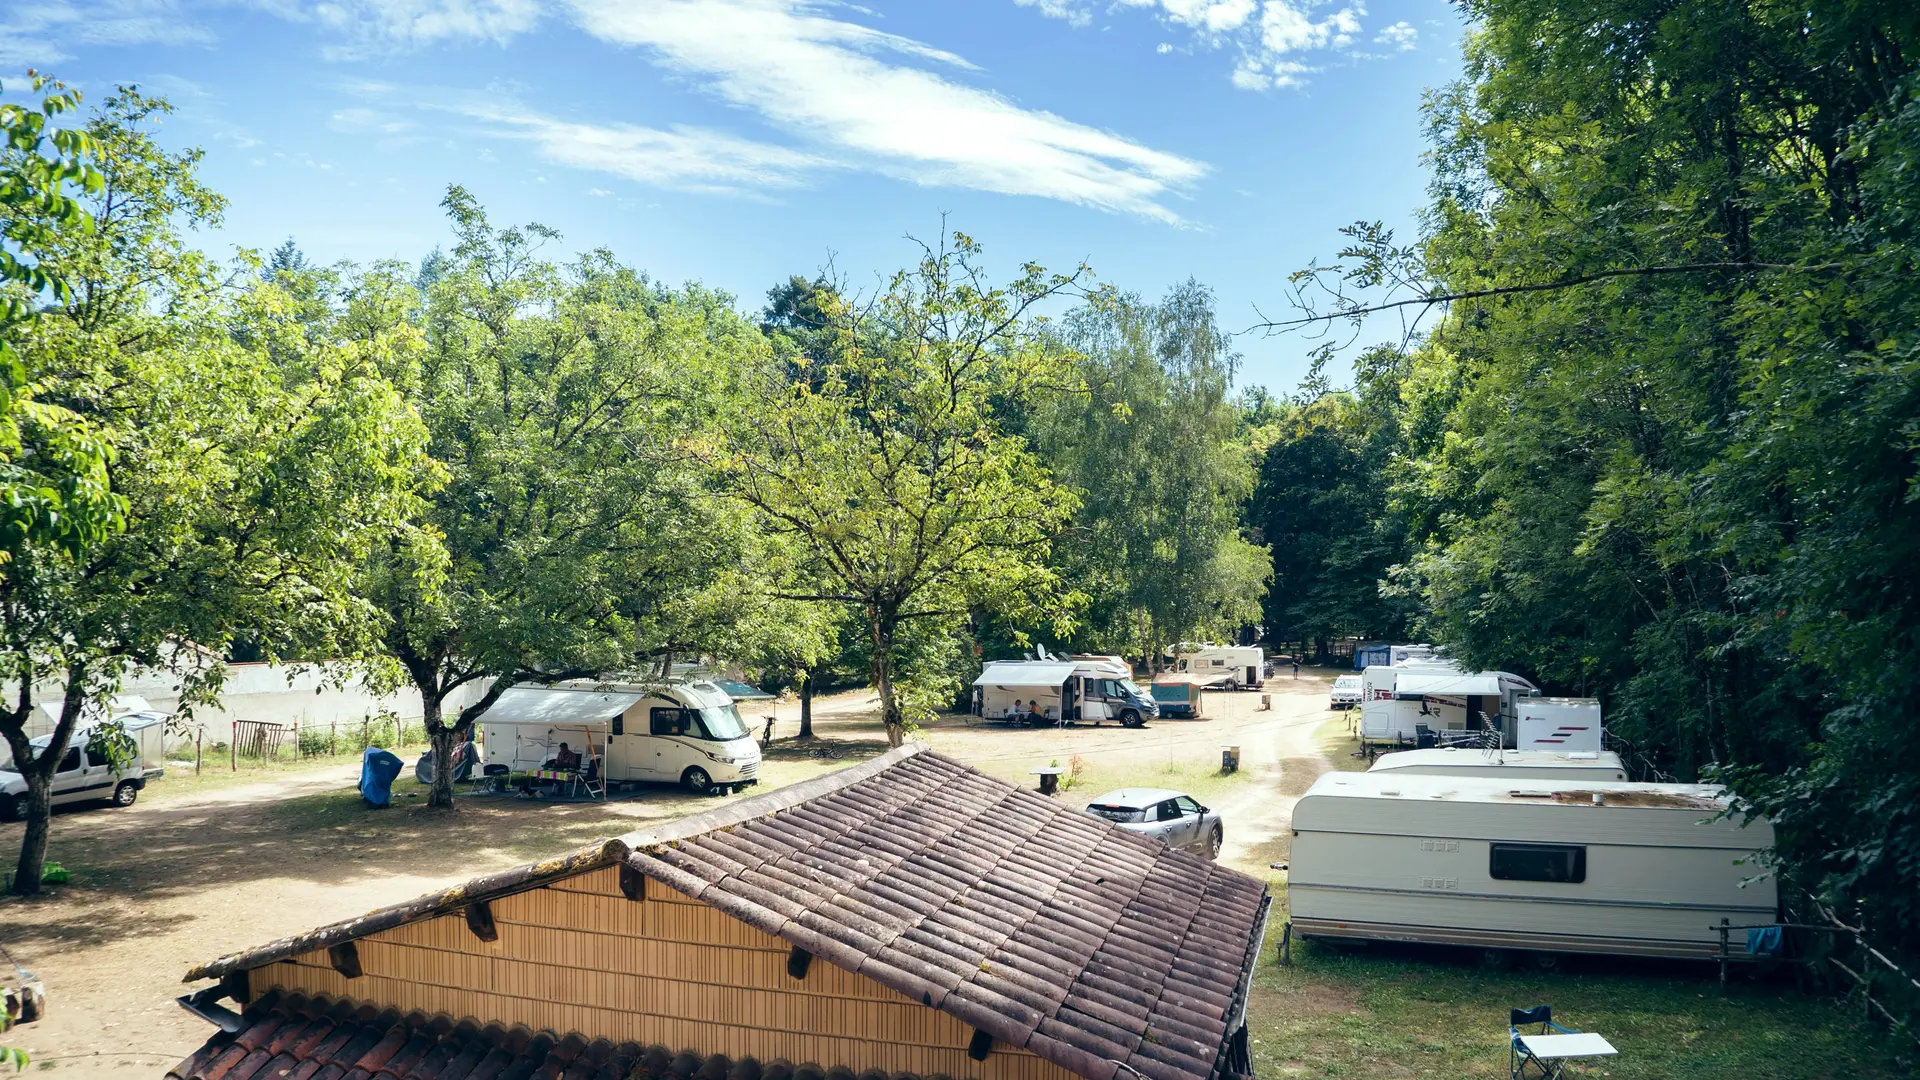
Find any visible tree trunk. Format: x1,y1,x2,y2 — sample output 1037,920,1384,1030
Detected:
870,610,903,748
10,769,52,895
423,688,457,810
797,670,814,740
9,675,86,896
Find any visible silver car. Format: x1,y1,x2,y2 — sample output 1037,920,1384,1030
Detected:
1084,788,1223,860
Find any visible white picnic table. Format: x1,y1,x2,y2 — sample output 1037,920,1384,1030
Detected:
1518,1032,1618,1060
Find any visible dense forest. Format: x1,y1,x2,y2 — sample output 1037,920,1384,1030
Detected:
1252,0,1920,984
5,0,1920,1007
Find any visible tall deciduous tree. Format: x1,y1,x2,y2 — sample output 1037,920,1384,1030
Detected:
1033,283,1269,668
367,187,775,807
1,88,428,892
710,234,1083,746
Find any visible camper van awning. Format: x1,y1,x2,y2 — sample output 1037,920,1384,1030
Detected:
481,686,646,727
1395,671,1502,697
973,662,1079,688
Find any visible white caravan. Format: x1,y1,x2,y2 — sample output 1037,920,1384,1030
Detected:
1289,772,1778,961
477,680,760,795
1515,697,1605,752
0,712,169,820
1369,748,1628,781
1167,644,1265,689
972,656,1159,727
1359,661,1540,747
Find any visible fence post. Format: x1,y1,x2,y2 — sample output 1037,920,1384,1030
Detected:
230,723,236,772
329,720,336,757
1718,918,1729,989
195,728,202,776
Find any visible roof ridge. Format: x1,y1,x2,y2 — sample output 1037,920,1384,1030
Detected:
606,742,929,857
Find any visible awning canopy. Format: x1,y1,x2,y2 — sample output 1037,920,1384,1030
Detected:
712,678,775,702
973,662,1079,689
480,687,645,727
1395,671,1502,697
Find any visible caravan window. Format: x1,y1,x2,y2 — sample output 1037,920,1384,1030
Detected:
1490,843,1587,884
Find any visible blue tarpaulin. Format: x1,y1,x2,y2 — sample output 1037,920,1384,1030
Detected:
1747,925,1784,956
359,747,404,807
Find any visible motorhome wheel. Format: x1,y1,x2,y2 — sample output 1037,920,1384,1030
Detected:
1529,951,1562,973
1478,948,1512,971
682,766,714,795
1119,709,1145,728
112,781,139,808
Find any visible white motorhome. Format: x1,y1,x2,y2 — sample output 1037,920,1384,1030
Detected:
0,712,169,820
477,680,761,795
1359,661,1540,748
972,656,1158,727
1369,748,1628,781
1167,644,1265,689
1289,772,1778,962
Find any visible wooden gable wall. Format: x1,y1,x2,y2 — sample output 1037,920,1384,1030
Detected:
247,866,1080,1080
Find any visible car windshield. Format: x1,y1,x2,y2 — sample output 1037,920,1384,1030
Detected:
1085,804,1147,824
1336,676,1361,688
697,704,749,741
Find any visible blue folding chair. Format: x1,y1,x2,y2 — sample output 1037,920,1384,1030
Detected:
1509,1005,1577,1080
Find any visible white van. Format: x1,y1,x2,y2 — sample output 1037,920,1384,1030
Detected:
478,680,761,795
0,713,169,820
1167,644,1265,690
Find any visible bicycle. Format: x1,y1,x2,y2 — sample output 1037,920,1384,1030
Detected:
806,742,848,760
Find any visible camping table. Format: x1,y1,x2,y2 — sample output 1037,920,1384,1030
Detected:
1516,1033,1616,1078
530,768,583,797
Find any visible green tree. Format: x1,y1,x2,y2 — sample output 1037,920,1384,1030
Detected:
1275,0,1920,979
1,88,428,893
709,234,1084,745
367,187,776,806
1033,282,1269,668
1249,347,1416,658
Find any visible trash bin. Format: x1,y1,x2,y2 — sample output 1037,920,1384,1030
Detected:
1260,694,1271,711
1220,745,1241,773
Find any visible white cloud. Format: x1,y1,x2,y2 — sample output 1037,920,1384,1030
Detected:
1023,0,1388,90
351,83,832,195
0,0,214,66
1374,20,1417,50
301,0,544,57
568,0,1207,222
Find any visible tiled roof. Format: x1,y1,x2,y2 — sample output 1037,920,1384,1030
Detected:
170,992,951,1080
180,745,1271,1080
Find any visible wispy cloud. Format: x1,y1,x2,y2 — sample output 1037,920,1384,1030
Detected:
0,0,214,66
568,0,1207,223
347,82,831,196
1024,0,1401,90
301,0,545,59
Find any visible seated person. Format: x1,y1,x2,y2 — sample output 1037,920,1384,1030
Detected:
1006,699,1025,720
1027,699,1045,724
554,741,581,771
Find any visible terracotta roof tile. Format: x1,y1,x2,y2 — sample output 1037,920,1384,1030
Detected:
179,747,1269,1080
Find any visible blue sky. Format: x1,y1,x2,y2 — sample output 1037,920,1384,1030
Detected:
5,0,1464,392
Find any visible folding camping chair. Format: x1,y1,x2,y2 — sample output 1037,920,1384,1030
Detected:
1509,1006,1616,1080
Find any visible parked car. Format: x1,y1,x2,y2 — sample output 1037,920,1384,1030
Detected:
1330,673,1363,709
1083,788,1223,859
0,714,168,820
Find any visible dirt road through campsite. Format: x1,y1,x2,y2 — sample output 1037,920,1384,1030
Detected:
0,671,1341,1075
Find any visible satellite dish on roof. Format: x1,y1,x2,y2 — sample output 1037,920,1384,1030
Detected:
1036,644,1053,661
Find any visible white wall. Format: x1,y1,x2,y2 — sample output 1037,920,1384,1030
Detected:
13,662,487,745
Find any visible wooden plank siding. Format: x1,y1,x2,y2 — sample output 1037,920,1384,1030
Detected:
249,866,1079,1080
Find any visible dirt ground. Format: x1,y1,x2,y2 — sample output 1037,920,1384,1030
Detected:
0,670,1344,1075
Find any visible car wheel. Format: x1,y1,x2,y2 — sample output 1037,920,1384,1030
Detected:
1207,823,1223,860
682,767,713,795
1119,709,1144,728
1,793,27,822
111,781,139,808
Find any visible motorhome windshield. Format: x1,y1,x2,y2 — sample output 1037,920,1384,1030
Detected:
1119,679,1145,698
697,704,750,741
